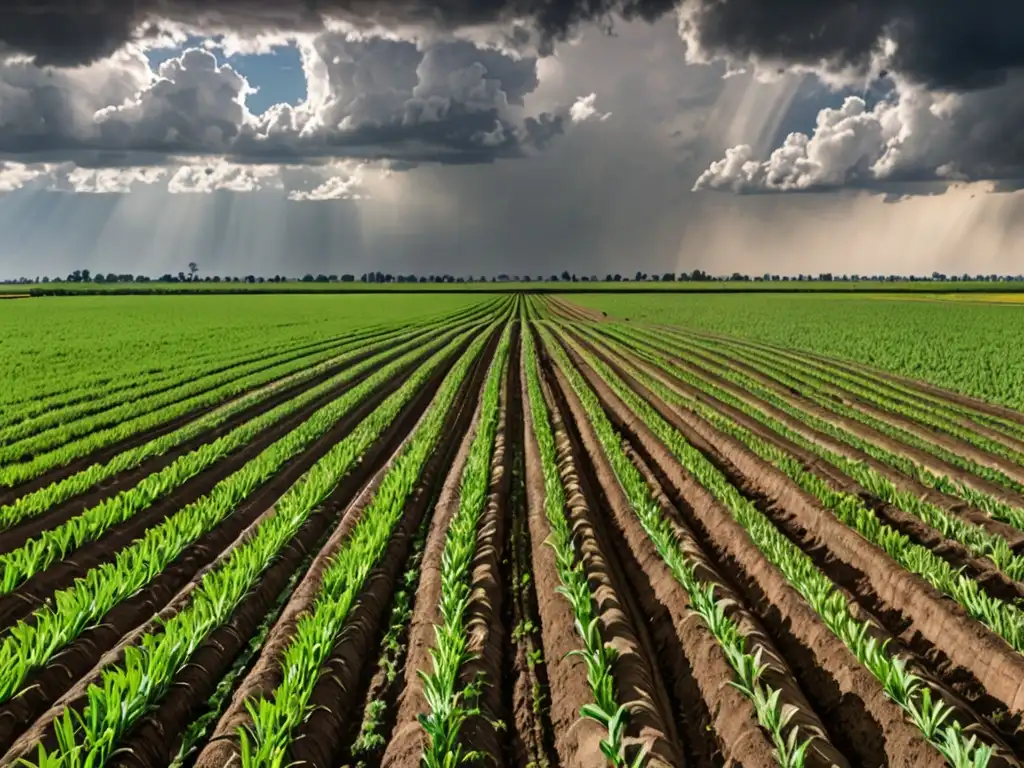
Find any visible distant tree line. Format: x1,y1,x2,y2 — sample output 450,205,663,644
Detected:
4,267,1024,285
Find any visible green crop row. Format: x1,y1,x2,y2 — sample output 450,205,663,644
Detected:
236,315,508,767
685,333,1024,497
13,320,494,768
0,331,363,446
572,324,1024,659
565,293,1024,411
0,321,434,530
521,316,635,766
0,324,480,707
0,319,481,594
2,296,505,434
710,333,1024,471
0,294,492,413
697,331,1024,446
614,324,1024,537
646,323,1024,500
418,320,513,767
547,320,997,768
541,324,823,768
594,324,1024,583
0,297,507,486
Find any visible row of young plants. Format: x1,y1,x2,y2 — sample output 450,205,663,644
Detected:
800,345,1024,444
573,324,1024,655
1,296,504,426
12,319,501,768
656,327,1024,498
590,324,1024,583
708,332,1024,447
615,324,1024,536
0,330,367,446
1,326,323,423
348,497,433,765
539,324,820,768
235,316,507,767
0,334,372,465
0,320,481,594
417,321,514,767
0,324,481,707
552,323,998,768
0,321,439,530
521,321,636,767
716,333,1024,470
0,298,509,486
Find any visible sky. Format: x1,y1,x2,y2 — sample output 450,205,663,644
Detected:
0,0,1022,279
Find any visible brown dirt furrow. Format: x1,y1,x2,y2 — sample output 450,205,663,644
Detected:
0,355,409,625
628,437,851,768
378,354,491,768
194,328,497,768
0,331,422,554
563,340,950,767
503,369,558,768
288,330,498,768
539,345,685,768
632,334,1024,550
586,333,1024,607
543,340,785,768
459,351,513,762
665,332,1024,514
582,342,1024,741
0,346,464,760
520,339,605,768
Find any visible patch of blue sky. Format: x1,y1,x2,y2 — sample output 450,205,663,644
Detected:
770,75,894,147
146,36,306,115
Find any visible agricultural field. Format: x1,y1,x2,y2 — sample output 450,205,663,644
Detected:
2,292,1024,768
572,292,1024,410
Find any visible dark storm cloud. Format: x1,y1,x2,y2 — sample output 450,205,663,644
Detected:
682,0,1024,91
0,0,677,66
3,0,1024,95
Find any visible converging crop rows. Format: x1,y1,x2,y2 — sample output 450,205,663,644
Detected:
1,292,1022,768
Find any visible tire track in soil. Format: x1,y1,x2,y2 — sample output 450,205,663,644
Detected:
0,328,434,552
0,338,474,762
560,333,954,768
192,326,501,768
537,336,685,768
569,335,1022,763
